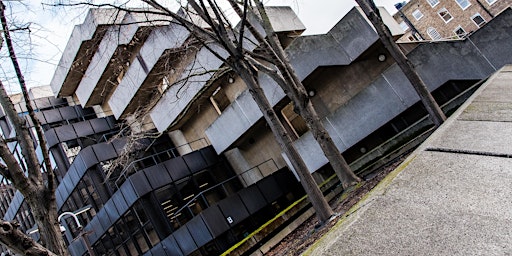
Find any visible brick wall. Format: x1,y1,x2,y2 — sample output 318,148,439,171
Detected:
393,0,512,41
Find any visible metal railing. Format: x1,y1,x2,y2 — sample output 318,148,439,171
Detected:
113,138,209,188
170,158,278,223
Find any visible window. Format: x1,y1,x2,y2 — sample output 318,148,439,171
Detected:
412,9,424,20
486,0,497,4
455,0,471,10
399,21,409,32
471,13,486,27
427,0,440,7
210,86,230,115
281,102,308,138
158,76,170,94
427,27,443,40
454,26,467,38
438,8,453,23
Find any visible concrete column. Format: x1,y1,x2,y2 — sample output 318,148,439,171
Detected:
224,148,263,187
168,130,193,156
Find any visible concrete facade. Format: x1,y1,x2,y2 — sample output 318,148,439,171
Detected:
305,65,512,256
3,4,512,256
75,12,167,108
50,9,127,97
208,7,512,174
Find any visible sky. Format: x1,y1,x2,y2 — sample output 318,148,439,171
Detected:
0,0,401,94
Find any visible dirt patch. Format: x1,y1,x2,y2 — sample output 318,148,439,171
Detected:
265,156,407,256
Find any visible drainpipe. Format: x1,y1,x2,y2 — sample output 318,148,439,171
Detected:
475,0,494,18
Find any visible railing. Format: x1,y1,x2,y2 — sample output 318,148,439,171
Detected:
170,158,278,223
113,138,210,188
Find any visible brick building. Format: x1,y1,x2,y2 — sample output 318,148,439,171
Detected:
394,0,511,41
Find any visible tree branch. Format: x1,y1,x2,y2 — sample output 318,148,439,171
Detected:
0,1,49,186
0,220,58,256
0,139,30,195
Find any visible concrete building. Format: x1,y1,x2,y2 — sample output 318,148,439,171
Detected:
1,4,512,256
394,0,511,41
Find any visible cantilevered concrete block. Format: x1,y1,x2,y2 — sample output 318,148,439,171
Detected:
50,8,126,97
75,12,168,107
205,7,381,154
149,6,305,133
108,23,190,118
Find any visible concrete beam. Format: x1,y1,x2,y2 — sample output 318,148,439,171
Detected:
206,7,512,174
75,12,167,107
50,8,126,97
205,7,381,154
108,23,191,119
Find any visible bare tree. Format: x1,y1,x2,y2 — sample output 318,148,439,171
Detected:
0,1,68,255
355,0,446,127
144,0,337,222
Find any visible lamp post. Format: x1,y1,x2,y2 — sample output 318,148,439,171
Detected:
58,206,94,256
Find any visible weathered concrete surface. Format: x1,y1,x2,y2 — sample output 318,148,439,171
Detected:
304,66,512,256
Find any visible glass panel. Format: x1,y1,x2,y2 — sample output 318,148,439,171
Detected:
412,9,423,20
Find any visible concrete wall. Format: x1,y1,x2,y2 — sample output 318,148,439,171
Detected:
50,9,125,97
304,46,395,118
207,7,512,175
108,24,190,118
237,128,288,173
292,8,512,173
205,7,382,154
181,102,219,145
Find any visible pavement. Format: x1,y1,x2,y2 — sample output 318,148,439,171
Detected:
304,65,512,256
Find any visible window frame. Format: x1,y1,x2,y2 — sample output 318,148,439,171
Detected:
438,8,454,23
426,0,440,7
455,0,471,10
471,13,486,27
486,0,497,5
427,27,443,40
399,21,409,32
453,26,467,38
412,9,424,20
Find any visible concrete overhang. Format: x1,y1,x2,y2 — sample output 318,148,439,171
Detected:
218,7,512,173
148,6,306,132
264,6,306,33
108,23,193,119
50,8,127,97
75,12,169,108
205,7,382,153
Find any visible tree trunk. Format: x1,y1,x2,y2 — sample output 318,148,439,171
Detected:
252,2,361,188
26,190,70,256
0,220,58,256
235,61,334,223
356,0,446,127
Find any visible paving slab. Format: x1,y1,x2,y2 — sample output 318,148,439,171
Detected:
427,120,512,155
306,152,512,256
473,72,512,103
458,101,512,122
304,66,512,256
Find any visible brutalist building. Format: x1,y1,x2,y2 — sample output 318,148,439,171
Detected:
1,5,512,256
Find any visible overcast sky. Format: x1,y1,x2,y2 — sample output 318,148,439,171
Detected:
0,0,400,93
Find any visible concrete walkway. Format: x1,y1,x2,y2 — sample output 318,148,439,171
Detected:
305,65,512,256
